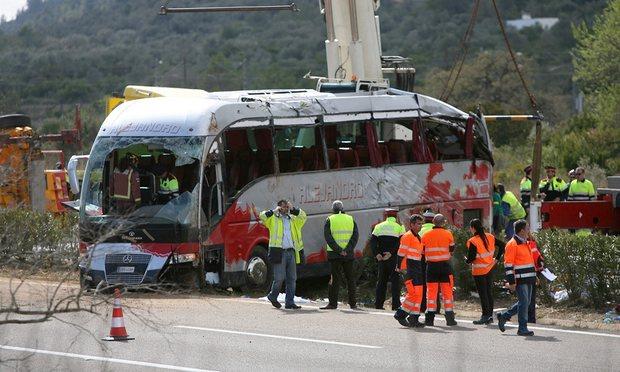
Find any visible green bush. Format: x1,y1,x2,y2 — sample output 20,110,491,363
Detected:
536,229,620,308
0,208,77,270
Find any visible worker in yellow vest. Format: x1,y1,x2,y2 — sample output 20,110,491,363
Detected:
321,200,359,310
260,199,307,310
498,183,526,240
567,167,596,201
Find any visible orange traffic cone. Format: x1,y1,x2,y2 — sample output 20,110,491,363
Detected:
102,288,135,341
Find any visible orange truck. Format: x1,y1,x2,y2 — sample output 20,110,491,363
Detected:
0,111,81,213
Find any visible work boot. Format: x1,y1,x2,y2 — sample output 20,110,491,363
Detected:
445,311,457,326
424,312,435,326
483,315,494,324
472,316,486,325
407,314,425,328
496,312,506,332
394,309,409,327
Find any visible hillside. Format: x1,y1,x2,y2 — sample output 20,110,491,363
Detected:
0,0,616,180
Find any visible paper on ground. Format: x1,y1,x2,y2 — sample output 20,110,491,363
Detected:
541,268,557,281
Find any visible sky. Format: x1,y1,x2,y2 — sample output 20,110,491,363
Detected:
0,0,28,21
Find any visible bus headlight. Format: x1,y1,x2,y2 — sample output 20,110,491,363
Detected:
174,253,196,263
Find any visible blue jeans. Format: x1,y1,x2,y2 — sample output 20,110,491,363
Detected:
268,249,297,306
504,219,516,241
501,283,532,333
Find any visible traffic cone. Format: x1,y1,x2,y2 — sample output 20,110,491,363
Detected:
102,288,134,341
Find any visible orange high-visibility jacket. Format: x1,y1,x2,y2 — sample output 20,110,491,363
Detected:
421,227,454,263
467,233,496,276
504,236,535,285
398,230,424,284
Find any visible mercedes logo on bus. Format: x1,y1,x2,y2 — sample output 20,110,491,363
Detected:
122,255,133,264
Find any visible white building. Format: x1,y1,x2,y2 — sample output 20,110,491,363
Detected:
507,13,559,30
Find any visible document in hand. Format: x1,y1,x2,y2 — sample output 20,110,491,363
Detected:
541,268,557,282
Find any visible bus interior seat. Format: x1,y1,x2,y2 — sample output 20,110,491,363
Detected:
278,150,292,173
302,147,319,171
254,128,274,177
324,126,338,148
387,140,408,164
378,142,390,164
356,146,370,166
327,148,341,169
138,154,155,173
289,146,304,172
338,148,359,168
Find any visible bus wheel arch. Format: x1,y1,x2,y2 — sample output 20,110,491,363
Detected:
245,245,271,290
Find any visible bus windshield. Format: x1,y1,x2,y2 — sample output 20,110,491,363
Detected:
80,136,206,226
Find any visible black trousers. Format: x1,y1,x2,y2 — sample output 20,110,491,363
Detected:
528,280,537,323
375,255,401,309
474,272,494,318
328,259,357,307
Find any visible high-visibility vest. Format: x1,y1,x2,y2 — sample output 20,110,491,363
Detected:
568,179,596,201
420,222,434,236
504,237,536,283
398,231,423,270
520,177,531,195
467,233,496,276
372,217,405,238
327,212,355,250
421,227,454,262
501,191,526,220
539,177,567,193
160,176,179,193
259,209,307,264
112,169,141,202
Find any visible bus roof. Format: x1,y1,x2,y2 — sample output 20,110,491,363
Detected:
98,88,469,137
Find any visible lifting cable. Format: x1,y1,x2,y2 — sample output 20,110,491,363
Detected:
440,0,481,102
490,0,539,112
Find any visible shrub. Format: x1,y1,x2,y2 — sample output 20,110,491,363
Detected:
536,229,619,308
0,208,78,270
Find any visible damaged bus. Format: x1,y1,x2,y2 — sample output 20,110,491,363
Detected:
77,85,493,289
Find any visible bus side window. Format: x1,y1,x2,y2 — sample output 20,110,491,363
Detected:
324,122,368,169
425,122,466,160
374,121,418,165
273,126,324,173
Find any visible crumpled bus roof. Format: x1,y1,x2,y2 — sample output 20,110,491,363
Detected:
98,88,469,137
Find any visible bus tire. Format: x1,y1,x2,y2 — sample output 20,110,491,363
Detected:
244,246,271,290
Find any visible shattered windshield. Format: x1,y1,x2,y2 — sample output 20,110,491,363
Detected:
80,136,206,226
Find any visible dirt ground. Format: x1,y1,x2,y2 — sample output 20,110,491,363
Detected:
1,269,617,332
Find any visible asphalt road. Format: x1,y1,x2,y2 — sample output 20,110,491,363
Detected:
0,282,618,371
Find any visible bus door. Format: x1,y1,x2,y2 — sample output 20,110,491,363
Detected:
201,138,224,283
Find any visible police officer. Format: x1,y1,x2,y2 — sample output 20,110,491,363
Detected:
420,209,435,236
321,200,359,310
520,165,532,212
539,165,567,201
371,209,406,310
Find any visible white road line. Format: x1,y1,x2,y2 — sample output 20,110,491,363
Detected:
0,345,215,372
175,326,382,349
211,297,620,339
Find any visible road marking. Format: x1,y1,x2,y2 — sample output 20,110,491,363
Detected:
0,345,215,372
175,326,382,349
211,297,620,339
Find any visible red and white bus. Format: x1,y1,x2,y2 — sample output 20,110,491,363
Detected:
77,85,493,289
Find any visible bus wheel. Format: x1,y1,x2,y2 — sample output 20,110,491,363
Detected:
245,246,270,290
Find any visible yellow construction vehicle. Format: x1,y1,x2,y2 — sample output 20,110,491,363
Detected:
0,110,81,213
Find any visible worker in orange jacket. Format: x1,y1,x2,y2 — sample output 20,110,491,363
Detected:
421,214,457,326
393,214,425,328
527,234,544,323
496,219,536,336
465,218,505,325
